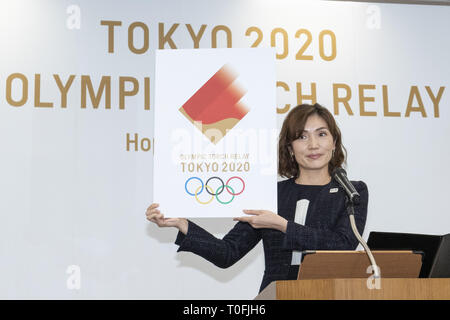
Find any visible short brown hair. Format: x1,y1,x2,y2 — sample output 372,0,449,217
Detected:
278,103,346,178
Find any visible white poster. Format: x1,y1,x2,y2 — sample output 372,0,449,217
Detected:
154,48,277,217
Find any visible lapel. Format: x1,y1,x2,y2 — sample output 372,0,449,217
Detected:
304,179,343,226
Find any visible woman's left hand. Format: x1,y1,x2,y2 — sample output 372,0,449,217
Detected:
233,210,288,233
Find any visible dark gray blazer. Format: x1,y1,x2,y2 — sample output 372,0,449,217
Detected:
175,178,368,293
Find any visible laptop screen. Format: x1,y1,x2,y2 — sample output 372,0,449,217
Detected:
367,231,442,278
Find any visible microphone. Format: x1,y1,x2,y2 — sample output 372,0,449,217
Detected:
332,168,360,205
332,167,381,279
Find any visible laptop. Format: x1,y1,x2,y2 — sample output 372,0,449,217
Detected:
367,231,450,278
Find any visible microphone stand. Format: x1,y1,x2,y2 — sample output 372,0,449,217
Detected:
346,200,381,279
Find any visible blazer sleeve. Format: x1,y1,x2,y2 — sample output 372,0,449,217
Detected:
175,219,262,268
282,181,368,251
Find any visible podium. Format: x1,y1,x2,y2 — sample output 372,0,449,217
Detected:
255,278,450,300
254,250,450,300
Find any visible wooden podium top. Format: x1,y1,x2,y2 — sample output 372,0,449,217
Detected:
299,250,422,279
255,278,450,300
254,251,449,300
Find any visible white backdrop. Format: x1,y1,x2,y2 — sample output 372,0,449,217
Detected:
0,0,449,299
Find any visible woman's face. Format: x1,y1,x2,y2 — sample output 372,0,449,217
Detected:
290,114,335,174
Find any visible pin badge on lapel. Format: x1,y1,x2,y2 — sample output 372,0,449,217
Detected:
330,188,338,193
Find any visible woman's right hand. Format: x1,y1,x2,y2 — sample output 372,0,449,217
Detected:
145,203,188,235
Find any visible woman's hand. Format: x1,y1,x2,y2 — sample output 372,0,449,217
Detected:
233,210,288,233
145,203,188,235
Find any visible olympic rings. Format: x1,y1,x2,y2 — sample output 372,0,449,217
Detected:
184,176,245,205
195,185,215,205
226,176,245,196
215,185,235,205
205,176,224,196
185,177,203,196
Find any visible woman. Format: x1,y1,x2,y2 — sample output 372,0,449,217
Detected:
146,103,368,293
